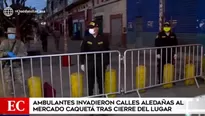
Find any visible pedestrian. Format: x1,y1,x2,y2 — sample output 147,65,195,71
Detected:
40,28,49,52
0,27,27,97
155,22,178,84
52,28,61,51
80,21,110,97
0,28,5,43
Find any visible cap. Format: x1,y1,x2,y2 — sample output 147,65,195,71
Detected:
88,21,99,28
163,22,170,27
7,27,16,34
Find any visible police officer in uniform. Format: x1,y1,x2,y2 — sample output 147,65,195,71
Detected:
80,21,110,97
0,27,27,97
155,22,178,84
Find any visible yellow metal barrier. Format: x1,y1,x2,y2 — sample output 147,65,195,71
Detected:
105,69,117,97
71,73,83,97
185,64,195,86
0,79,9,97
136,65,146,93
28,76,42,97
203,56,205,74
163,64,174,89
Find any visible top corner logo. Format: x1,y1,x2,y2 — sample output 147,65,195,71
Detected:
3,7,14,17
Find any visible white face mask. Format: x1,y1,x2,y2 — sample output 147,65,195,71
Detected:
89,29,95,35
165,32,170,36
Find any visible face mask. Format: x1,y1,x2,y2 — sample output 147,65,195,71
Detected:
163,27,171,32
8,34,16,39
89,29,95,35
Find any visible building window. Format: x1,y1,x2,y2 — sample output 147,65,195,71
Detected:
101,0,104,2
97,0,99,4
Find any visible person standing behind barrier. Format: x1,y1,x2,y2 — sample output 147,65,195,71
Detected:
40,28,49,52
0,27,27,97
0,28,5,43
52,28,61,51
155,22,178,84
80,21,110,96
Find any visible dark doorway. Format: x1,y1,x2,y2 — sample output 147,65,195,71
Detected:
95,16,103,34
68,17,73,37
60,24,63,34
110,14,122,47
135,16,143,47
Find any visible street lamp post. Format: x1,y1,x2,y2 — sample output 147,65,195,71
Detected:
91,0,95,20
159,0,165,31
62,0,70,67
63,0,68,53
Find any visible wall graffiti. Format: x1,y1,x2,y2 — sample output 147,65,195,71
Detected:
199,19,205,31
147,21,154,28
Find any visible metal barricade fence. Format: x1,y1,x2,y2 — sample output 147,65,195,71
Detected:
123,44,203,97
0,45,204,98
0,50,121,98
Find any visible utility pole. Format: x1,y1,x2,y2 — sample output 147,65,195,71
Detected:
91,0,95,20
63,0,68,53
159,0,165,31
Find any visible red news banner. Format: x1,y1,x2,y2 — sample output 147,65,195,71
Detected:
1,98,29,115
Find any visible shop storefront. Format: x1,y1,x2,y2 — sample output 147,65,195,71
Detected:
70,1,92,40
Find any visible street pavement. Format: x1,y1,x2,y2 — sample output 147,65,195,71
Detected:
43,35,205,97
1,35,205,116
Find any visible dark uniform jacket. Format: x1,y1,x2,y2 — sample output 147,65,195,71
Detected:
155,31,178,59
80,34,110,65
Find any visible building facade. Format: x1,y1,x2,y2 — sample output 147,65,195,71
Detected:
127,0,205,48
93,0,127,48
127,0,160,48
46,0,127,47
0,0,3,10
46,0,92,39
165,0,205,45
70,0,92,40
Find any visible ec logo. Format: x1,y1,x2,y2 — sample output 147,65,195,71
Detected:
7,100,25,112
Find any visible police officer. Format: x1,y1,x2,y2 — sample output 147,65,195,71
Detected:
155,22,178,84
80,21,110,96
0,27,27,97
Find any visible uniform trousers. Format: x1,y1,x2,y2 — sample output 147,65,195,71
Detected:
3,65,24,97
87,62,107,96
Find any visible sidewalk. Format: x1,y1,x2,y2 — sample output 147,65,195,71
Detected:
44,35,82,55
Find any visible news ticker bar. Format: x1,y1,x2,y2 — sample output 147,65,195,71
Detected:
29,98,205,114
0,115,29,116
1,98,205,114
